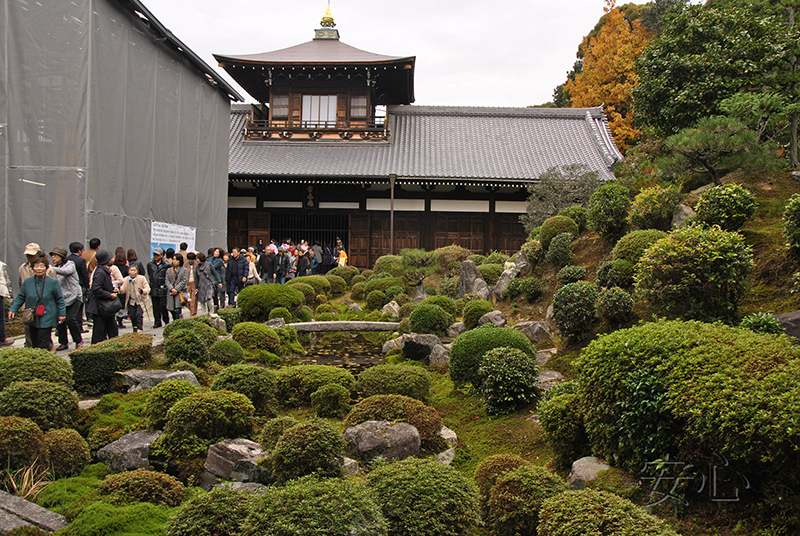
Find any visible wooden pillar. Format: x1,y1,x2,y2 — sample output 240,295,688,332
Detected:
422,185,432,251
487,186,497,253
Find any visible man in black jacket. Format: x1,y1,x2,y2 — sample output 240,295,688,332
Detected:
226,248,248,303
147,248,170,328
68,242,90,331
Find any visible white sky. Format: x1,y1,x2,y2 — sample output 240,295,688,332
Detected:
142,0,653,107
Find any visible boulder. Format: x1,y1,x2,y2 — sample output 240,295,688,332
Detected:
535,348,557,368
567,456,610,490
671,203,696,228
537,370,565,393
413,285,429,302
514,321,553,345
122,369,199,392
348,303,363,312
504,261,517,270
436,448,456,465
439,425,458,448
381,300,400,317
265,318,285,329
494,268,520,299
479,310,507,328
343,457,360,476
545,304,555,325
344,421,421,462
473,279,492,301
428,344,450,368
457,260,486,298
201,438,273,491
382,333,449,366
96,430,162,473
515,252,532,277
774,310,800,342
208,313,227,332
446,322,466,338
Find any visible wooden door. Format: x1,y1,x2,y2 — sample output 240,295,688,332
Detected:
497,215,527,254
248,212,271,248
433,214,485,252
349,214,370,269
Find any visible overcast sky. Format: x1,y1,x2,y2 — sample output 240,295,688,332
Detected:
142,0,653,107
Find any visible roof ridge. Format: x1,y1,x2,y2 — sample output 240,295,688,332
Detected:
387,105,604,119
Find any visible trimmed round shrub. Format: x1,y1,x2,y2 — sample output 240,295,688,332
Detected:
462,299,494,330
207,339,245,366
257,416,300,450
351,274,367,286
0,380,79,431
144,379,200,430
739,312,784,335
519,239,542,265
695,182,757,231
210,364,277,416
538,393,589,468
538,489,680,536
0,348,73,390
540,215,579,251
629,185,683,231
364,276,407,295
409,304,454,336
153,390,254,459
163,318,220,347
552,282,598,341
546,232,573,268
467,253,486,266
398,302,419,320
316,303,334,314
595,259,634,289
367,290,386,311
325,274,347,296
275,364,356,407
232,322,280,353
635,225,753,322
356,364,431,401
0,417,45,470
478,263,504,285
316,312,339,322
397,317,412,334
97,468,185,507
310,383,350,418
294,305,313,323
384,285,405,304
784,193,800,256
556,265,586,285
503,277,543,302
373,254,404,275
351,282,366,301
474,454,530,510
449,326,535,388
596,286,634,326
558,205,588,232
269,419,346,482
477,347,538,416
243,476,386,536
345,394,442,447
165,486,257,536
287,274,332,295
394,293,410,306
43,428,90,478
485,251,509,265
612,229,667,264
164,328,208,366
327,265,359,286
286,282,315,305
486,465,568,536
268,306,292,323
366,458,480,536
237,284,304,322
171,360,209,386
588,182,631,243
216,307,241,332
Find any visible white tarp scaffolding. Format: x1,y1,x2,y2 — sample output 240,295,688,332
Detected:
0,0,241,292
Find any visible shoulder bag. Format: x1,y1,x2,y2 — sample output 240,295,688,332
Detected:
20,278,46,325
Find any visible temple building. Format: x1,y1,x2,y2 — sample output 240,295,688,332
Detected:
218,8,622,268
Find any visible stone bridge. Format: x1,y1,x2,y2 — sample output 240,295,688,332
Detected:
287,321,399,332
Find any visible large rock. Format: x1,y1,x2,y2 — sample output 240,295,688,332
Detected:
514,321,553,345
494,268,520,299
439,425,458,448
266,317,286,329
208,313,227,332
381,300,400,317
479,310,507,328
473,279,491,300
457,260,486,298
436,448,456,465
96,430,162,473
382,333,449,366
0,490,68,533
348,303,363,312
122,369,199,392
446,322,466,338
672,203,696,228
774,310,799,342
413,285,429,302
201,438,273,491
344,421,420,462
515,252,532,277
567,456,610,490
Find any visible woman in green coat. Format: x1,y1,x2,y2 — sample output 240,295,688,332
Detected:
8,255,66,349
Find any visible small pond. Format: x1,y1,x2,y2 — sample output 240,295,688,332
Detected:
298,331,389,375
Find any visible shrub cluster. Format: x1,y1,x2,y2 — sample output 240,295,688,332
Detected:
289,275,332,295
207,339,245,366
587,182,631,243
367,290,386,311
310,383,351,418
739,312,784,335
275,364,356,407
165,487,256,536
694,183,757,231
478,263,504,285
612,229,667,264
502,277,543,302
474,454,530,510
477,347,538,415
144,379,199,430
0,380,80,431
210,364,277,416
269,419,346,482
596,286,634,327
163,318,220,347
236,284,304,322
345,394,443,448
327,265,359,285
409,303,454,336
325,274,347,296
595,259,634,289
462,299,494,331
231,322,280,353
44,428,91,477
256,416,300,450
539,216,579,250
420,295,458,316
164,329,208,366
558,205,588,232
551,282,598,341
356,364,431,401
555,265,586,285
486,465,568,536
449,326,535,388
538,392,589,468
0,348,73,390
71,333,152,395
546,232,573,268
628,185,682,231
435,244,472,270
0,416,45,470
373,255,404,276
97,468,185,507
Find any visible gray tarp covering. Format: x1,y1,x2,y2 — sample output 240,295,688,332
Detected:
1,0,232,292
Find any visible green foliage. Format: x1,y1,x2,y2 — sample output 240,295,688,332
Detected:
539,215,579,250
207,339,245,366
242,476,387,536
324,274,347,296
327,265,359,286
351,274,366,286
596,286,634,326
144,380,199,430
373,255,405,276
310,383,351,418
477,347,538,416
5,527,49,536
71,333,152,395
269,419,345,482
485,251,509,265
552,282,598,341
0,348,73,390
398,302,419,320
538,489,679,536
449,326,535,388
366,457,481,536
486,465,568,536
0,380,79,431
595,259,635,290
268,306,292,323
64,500,174,536
171,360,209,386
210,364,277,416
695,183,757,231
315,312,339,322
519,239,542,266
256,416,300,450
83,391,149,450
462,299,494,331
400,248,440,286
42,429,90,478
468,254,486,266
345,394,443,448
97,468,185,507
588,182,631,243
521,165,602,232
420,295,457,317
165,486,257,536
0,417,45,470
232,322,280,353
163,318,220,347
612,229,667,264
635,224,753,322
474,454,530,510
502,277,543,302
538,393,589,468
275,364,356,407
293,305,313,323
237,284,304,322
350,282,366,301
286,282,315,305
784,193,800,257
435,244,473,270
546,233,574,268
477,263,504,285
409,304,454,336
356,364,431,401
164,329,208,366
558,205,588,233
556,265,586,285
367,290,386,311
739,312,785,335
288,274,331,295
629,185,682,231
216,308,241,332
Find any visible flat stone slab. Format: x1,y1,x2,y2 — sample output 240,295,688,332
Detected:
96,430,162,472
122,369,200,392
0,490,68,532
288,321,399,332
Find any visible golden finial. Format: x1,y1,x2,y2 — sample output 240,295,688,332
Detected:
321,2,336,28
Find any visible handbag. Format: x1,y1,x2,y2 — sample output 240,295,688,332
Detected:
98,297,123,317
20,277,47,325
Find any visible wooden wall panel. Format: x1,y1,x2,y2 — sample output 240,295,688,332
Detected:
497,215,527,254
433,214,485,252
349,214,370,269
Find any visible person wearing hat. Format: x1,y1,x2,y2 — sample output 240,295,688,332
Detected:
50,247,83,351
147,248,171,328
8,255,65,350
85,249,119,344
18,243,56,348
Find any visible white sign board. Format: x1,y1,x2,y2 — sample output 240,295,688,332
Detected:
150,221,196,258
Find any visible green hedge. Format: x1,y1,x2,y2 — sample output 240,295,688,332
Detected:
269,419,346,482
287,275,331,295
70,333,152,395
0,348,73,390
275,365,356,407
236,284,304,322
611,229,667,264
0,380,80,431
449,326,535,388
540,216,579,251
356,364,431,401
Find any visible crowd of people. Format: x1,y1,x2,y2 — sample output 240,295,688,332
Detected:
0,236,348,352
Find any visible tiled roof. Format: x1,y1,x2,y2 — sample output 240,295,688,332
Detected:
228,104,622,182
214,39,414,65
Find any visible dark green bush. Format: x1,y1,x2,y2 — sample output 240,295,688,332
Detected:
243,476,386,536
210,364,277,416
519,239,542,266
293,305,313,323
538,489,679,536
486,465,568,536
351,274,367,286
558,205,588,232
449,326,535,388
540,215,579,250
60,502,173,536
325,274,347,296
269,419,346,482
43,428,90,478
97,467,185,507
373,254,405,276
467,254,486,266
356,364,431,401
474,454,530,509
556,265,586,285
0,348,73,390
345,394,443,448
207,339,245,366
398,302,418,320
289,275,332,295
163,318,220,347
478,263,504,285
629,185,682,231
327,265,360,286
286,282,315,305
739,312,784,335
462,299,494,330
367,290,386,311
784,193,800,257
144,379,199,430
477,347,538,416
316,312,339,321
268,306,292,323
384,285,405,304
232,322,280,353
587,182,631,243
165,486,257,536
164,329,208,366
275,364,356,407
635,225,753,322
409,304,454,336
0,416,45,469
503,277,543,302
552,282,598,341
351,282,366,301
216,308,241,332
612,229,667,264
546,232,573,268
71,333,152,395
0,380,79,431
595,259,634,289
394,293,410,306
366,458,480,536
538,393,589,468
310,383,351,418
694,183,757,231
237,284,304,322
256,416,300,450
596,286,634,326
